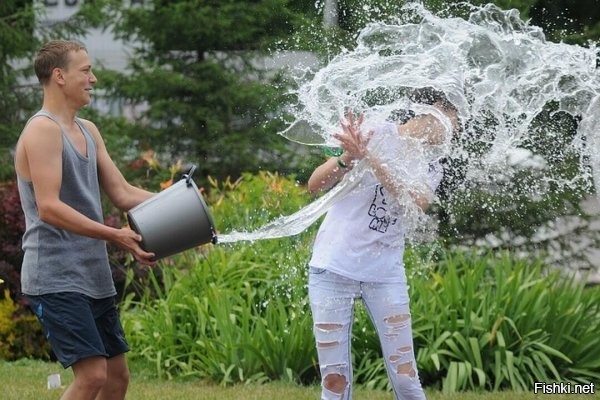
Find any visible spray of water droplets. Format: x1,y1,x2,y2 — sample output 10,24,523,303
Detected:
219,2,599,244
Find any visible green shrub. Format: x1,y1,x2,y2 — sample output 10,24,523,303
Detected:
0,182,50,361
408,249,600,392
122,241,317,384
0,290,49,361
0,181,25,299
205,170,312,234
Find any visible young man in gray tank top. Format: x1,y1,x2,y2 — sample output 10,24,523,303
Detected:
14,40,157,400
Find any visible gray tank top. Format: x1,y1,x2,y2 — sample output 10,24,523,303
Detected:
18,110,116,298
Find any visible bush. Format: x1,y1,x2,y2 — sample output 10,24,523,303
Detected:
205,170,312,234
0,181,25,302
0,182,49,360
408,248,600,392
122,242,317,384
0,290,49,361
123,242,600,391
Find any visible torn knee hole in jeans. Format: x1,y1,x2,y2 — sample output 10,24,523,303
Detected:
389,346,417,378
321,364,348,394
389,346,412,363
383,314,410,338
384,314,410,325
324,372,347,394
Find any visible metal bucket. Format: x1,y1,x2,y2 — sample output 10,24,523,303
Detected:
127,166,217,260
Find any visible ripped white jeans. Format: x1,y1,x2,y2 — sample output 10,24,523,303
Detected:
308,267,426,400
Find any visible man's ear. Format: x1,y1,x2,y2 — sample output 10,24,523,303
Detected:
52,67,65,85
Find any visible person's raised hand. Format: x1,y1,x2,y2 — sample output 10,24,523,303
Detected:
333,110,374,163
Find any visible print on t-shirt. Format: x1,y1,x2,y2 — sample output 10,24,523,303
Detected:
368,184,397,233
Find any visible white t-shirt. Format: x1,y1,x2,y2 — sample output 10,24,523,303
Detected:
309,122,444,283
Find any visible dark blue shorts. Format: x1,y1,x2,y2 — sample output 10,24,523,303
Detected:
25,292,130,368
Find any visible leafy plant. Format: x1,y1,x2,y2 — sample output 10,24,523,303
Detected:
121,240,317,384
0,181,25,303
408,249,600,392
0,290,49,360
206,171,313,234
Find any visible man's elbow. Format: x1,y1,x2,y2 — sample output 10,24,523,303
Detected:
37,202,61,225
37,207,52,224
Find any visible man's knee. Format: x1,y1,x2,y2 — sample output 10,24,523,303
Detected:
106,358,130,391
72,357,108,389
113,367,130,388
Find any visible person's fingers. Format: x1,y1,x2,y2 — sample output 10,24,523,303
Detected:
340,120,350,134
135,250,157,266
333,131,347,143
346,109,355,126
366,128,375,143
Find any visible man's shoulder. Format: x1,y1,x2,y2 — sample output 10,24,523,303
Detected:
76,117,97,130
20,115,61,140
76,117,101,139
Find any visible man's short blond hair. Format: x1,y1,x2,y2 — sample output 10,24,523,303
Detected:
34,40,87,85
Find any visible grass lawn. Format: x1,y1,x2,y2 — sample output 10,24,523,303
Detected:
1,359,598,399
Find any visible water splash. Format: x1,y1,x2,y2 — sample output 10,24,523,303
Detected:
219,2,599,244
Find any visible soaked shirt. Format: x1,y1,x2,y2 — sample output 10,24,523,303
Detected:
309,122,443,283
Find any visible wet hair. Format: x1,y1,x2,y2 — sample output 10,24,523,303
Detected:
408,87,457,113
34,40,87,85
388,86,458,124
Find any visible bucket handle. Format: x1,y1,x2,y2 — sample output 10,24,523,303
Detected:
183,165,197,187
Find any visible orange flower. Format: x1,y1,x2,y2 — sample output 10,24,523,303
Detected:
141,150,160,169
160,178,174,190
